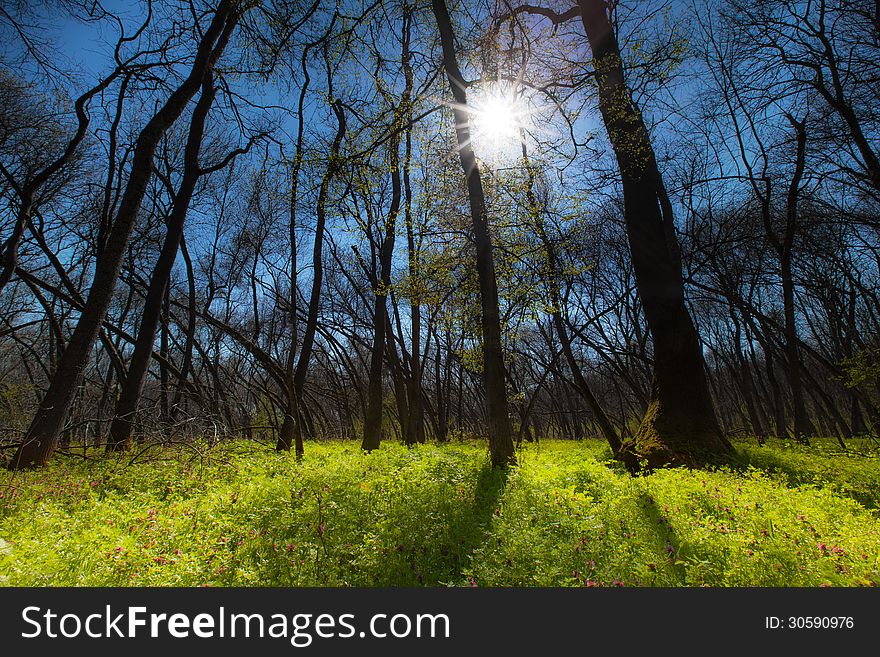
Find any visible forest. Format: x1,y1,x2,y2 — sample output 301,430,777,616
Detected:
0,0,879,587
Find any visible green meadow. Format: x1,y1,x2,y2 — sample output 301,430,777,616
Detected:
1,438,878,587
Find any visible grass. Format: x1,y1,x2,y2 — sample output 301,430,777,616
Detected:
0,437,878,586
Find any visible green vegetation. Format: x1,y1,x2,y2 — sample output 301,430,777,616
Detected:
1,439,878,587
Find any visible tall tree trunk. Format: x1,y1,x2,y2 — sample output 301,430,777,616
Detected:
170,234,197,421
780,250,813,444
577,0,730,469
362,138,402,451
435,327,449,442
276,41,317,458
276,100,346,453
384,313,412,444
431,0,515,467
10,1,241,470
401,5,425,446
277,41,311,458
159,286,170,424
404,182,425,446
778,117,813,445
106,75,217,452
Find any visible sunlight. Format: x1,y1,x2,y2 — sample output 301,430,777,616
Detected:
469,89,529,162
477,94,520,142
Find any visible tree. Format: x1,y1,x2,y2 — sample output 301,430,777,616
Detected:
498,1,732,467
586,0,732,467
276,99,347,453
431,0,516,467
360,15,412,451
9,0,244,469
107,72,260,451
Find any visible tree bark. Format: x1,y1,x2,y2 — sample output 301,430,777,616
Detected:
9,0,241,469
577,0,731,469
431,0,515,467
276,100,346,453
106,75,217,452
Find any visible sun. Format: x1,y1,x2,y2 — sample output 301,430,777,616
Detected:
469,89,529,160
477,94,521,141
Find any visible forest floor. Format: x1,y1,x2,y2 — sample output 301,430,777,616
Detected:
1,437,878,586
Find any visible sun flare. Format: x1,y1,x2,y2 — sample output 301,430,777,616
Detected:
477,94,521,141
467,89,531,163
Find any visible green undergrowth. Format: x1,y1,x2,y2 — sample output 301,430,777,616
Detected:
735,437,880,509
0,438,878,586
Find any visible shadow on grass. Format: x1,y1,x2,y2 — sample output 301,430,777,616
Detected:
342,463,510,587
413,464,509,586
732,446,879,510
240,461,511,586
635,492,687,585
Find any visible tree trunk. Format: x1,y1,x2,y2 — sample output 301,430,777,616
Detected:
0,201,31,294
107,75,217,452
780,251,813,444
435,328,449,442
577,0,731,469
169,234,197,422
431,0,515,467
401,8,425,446
851,395,868,435
276,37,312,458
10,0,241,469
362,139,402,451
159,287,170,424
738,350,767,443
276,100,346,453
385,314,412,444
766,350,788,439
778,117,813,445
